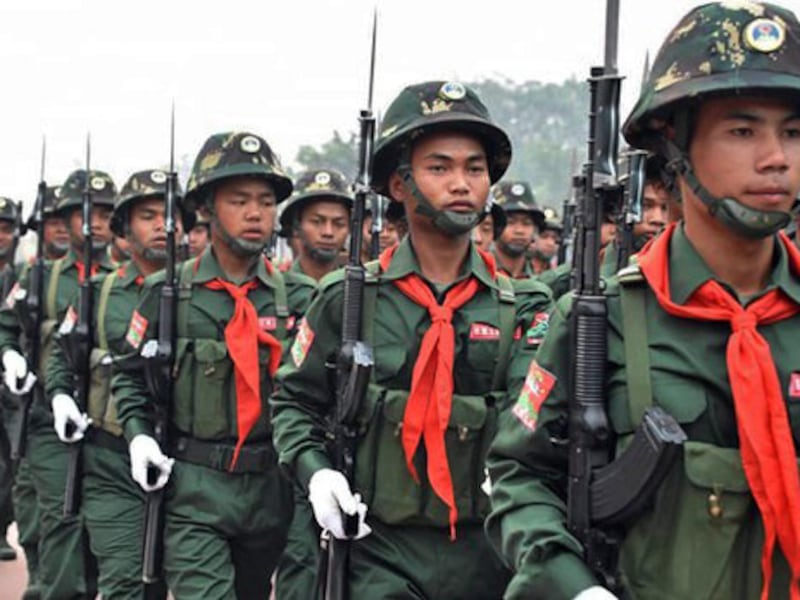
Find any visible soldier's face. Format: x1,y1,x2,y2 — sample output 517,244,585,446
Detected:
43,216,70,257
212,177,276,256
0,221,14,259
128,198,167,262
188,224,210,257
534,230,560,260
686,96,800,220
389,131,490,220
297,199,350,264
633,183,668,241
473,215,495,251
499,212,536,257
68,205,112,253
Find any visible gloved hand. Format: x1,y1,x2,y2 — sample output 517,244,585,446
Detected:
51,393,91,443
573,586,619,600
2,349,36,395
308,468,372,540
129,434,174,493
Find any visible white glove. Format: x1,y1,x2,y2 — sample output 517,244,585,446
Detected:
2,349,36,395
573,586,619,600
51,393,91,443
129,434,174,492
308,468,372,540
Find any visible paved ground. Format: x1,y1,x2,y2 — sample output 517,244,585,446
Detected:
0,524,28,599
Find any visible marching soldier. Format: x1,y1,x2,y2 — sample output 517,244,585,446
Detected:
278,168,352,282
360,197,404,263
491,180,545,279
271,81,553,598
487,3,800,599
529,208,562,275
113,132,314,598
187,209,210,258
0,168,117,599
45,169,181,599
473,201,507,253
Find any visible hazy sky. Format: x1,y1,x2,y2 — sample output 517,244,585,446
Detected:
3,0,799,213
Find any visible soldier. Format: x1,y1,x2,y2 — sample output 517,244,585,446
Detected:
529,207,562,275
271,81,553,598
45,169,181,599
187,209,210,257
487,3,800,599
491,181,545,279
112,132,314,599
0,168,116,599
278,168,352,281
26,186,70,261
109,233,132,266
473,201,507,253
360,196,404,262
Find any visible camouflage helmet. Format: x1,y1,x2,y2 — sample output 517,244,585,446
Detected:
373,81,512,194
278,168,352,235
184,131,292,212
110,169,185,237
624,2,800,149
25,186,62,231
491,180,545,229
54,169,117,214
0,197,23,229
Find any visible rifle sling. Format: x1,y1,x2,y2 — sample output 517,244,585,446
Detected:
96,271,118,352
46,257,66,321
618,266,653,424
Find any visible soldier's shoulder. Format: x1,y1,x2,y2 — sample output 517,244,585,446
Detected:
281,267,317,290
142,269,167,290
509,275,553,298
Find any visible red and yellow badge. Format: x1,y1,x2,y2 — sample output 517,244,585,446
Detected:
290,317,315,367
125,310,149,350
525,312,550,346
512,360,556,431
259,316,277,332
469,322,500,341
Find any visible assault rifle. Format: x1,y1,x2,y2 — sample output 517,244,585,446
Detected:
615,149,647,272
321,12,377,600
140,106,179,584
369,193,383,259
9,139,47,461
63,135,94,517
567,0,686,591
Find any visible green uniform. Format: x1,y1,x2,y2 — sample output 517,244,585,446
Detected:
113,248,314,599
271,238,553,598
487,225,800,599
45,261,166,600
0,262,17,540
537,261,572,301
0,250,108,599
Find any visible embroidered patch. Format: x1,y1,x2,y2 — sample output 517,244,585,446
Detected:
259,316,277,331
125,310,149,350
286,315,296,331
469,322,500,341
512,360,556,431
58,305,78,335
790,373,800,399
290,317,315,367
526,312,550,346
4,281,22,309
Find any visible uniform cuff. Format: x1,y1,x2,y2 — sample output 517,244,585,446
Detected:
296,450,333,492
123,417,154,443
506,551,598,600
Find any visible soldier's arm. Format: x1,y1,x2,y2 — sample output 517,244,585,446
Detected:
486,293,598,600
505,278,554,405
110,276,162,442
282,269,318,348
0,264,32,353
270,278,343,491
44,289,80,400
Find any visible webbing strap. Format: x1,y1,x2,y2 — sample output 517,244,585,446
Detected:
269,266,289,340
492,274,516,391
619,269,653,424
46,258,66,320
96,272,118,351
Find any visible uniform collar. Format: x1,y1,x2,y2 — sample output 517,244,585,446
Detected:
382,236,497,290
192,245,275,289
115,260,145,287
669,223,800,306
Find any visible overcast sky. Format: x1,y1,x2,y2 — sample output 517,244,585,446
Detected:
3,0,799,213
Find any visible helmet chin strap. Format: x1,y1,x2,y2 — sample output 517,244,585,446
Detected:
665,110,790,239
396,147,487,238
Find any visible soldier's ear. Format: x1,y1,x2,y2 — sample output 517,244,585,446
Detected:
388,172,407,203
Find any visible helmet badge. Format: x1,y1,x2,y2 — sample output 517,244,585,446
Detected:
240,135,261,154
743,18,786,53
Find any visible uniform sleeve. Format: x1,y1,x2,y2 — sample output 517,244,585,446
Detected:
270,282,343,490
505,279,554,405
283,271,318,348
0,264,30,353
44,289,80,400
110,279,161,442
486,293,598,600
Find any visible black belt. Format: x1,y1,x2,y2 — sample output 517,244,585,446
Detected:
169,436,276,474
85,427,127,454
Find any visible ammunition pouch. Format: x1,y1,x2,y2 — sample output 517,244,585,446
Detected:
86,348,122,437
354,383,501,527
172,337,272,441
169,435,277,474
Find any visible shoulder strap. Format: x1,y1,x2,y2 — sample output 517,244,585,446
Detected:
269,263,289,340
177,259,195,338
46,258,66,320
361,261,381,349
618,265,653,424
96,272,118,351
493,273,516,391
